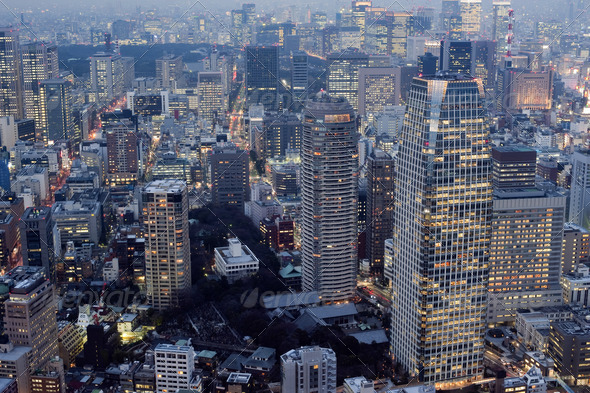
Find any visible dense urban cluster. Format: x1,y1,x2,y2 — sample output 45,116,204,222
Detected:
0,0,587,392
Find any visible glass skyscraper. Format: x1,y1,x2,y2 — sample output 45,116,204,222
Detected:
391,74,492,385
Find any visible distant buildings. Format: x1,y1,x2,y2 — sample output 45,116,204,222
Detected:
281,346,337,393
90,52,134,103
0,28,24,119
156,54,184,90
197,71,224,123
326,52,369,111
245,46,279,111
105,120,139,185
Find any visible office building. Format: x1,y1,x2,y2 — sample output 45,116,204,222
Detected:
492,146,537,190
131,94,163,116
210,144,250,209
0,339,31,393
143,180,190,310
548,317,590,385
52,200,101,248
562,224,590,274
301,95,358,302
154,343,195,393
327,52,369,111
391,12,414,57
271,164,298,196
197,71,224,123
440,0,460,33
366,149,394,279
12,166,49,206
281,346,336,393
245,46,279,111
493,0,512,58
39,79,74,146
4,266,58,371
105,120,139,185
488,189,566,324
0,212,20,270
391,75,491,384
569,150,590,229
20,207,60,282
459,0,482,35
261,113,302,159
0,28,23,119
20,42,58,140
0,117,17,150
440,40,474,75
358,67,401,120
561,265,590,308
90,52,134,103
292,51,308,103
418,52,439,75
497,68,553,111
473,41,496,88
214,238,260,283
156,54,184,90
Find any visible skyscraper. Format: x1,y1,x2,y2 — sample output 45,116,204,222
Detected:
473,41,496,89
439,40,474,75
0,28,23,119
570,150,590,229
459,0,482,35
291,51,308,103
261,113,302,159
496,68,553,111
156,54,184,90
105,120,139,185
301,94,358,302
197,71,224,123
4,266,58,371
39,79,74,146
245,46,279,111
210,143,250,209
143,180,190,311
20,206,60,283
366,149,394,279
487,188,566,325
90,52,134,103
326,51,369,111
21,42,58,140
492,0,512,58
391,75,491,384
358,67,401,120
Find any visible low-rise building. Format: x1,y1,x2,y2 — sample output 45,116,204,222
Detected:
561,264,590,307
214,239,259,283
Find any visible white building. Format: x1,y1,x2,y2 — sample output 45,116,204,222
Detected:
0,116,17,150
561,264,590,307
281,346,337,393
12,166,49,205
155,343,195,393
214,239,259,283
102,257,119,283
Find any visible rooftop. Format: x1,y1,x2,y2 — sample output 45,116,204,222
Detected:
227,372,251,384
143,179,186,194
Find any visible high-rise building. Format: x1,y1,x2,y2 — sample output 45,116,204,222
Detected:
439,40,474,75
491,146,537,190
156,55,184,90
0,28,23,119
562,224,590,275
20,207,60,283
261,113,302,159
197,71,224,123
391,75,491,384
473,41,496,88
281,346,337,393
440,0,460,31
301,95,358,302
459,0,482,35
366,149,394,279
391,12,414,57
39,79,75,146
20,42,58,140
492,0,512,58
487,189,566,325
210,144,250,209
245,46,279,111
155,343,196,393
327,51,369,111
570,150,590,229
358,67,401,120
105,120,139,185
90,52,134,103
143,180,190,311
4,266,58,371
231,9,245,45
418,52,439,74
291,51,308,103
